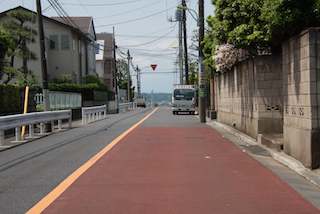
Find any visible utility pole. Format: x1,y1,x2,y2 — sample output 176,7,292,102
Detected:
179,21,183,85
151,90,154,108
198,0,206,123
113,27,119,113
127,50,131,102
176,8,183,85
172,7,183,84
182,0,189,85
136,65,141,95
36,0,51,131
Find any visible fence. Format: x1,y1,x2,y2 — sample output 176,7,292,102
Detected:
35,91,82,110
0,109,72,146
119,102,137,113
82,105,107,124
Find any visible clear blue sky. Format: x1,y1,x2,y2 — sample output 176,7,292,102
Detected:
0,0,215,93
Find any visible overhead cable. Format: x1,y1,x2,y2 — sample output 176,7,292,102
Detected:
120,23,177,47
95,6,176,27
61,0,143,6
95,0,162,19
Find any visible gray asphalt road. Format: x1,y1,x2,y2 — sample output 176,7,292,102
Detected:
0,108,153,214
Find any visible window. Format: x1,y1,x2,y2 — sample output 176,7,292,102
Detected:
61,35,69,50
95,43,100,54
50,35,58,50
73,38,75,51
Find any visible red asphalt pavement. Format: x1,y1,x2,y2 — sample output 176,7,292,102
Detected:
41,126,320,213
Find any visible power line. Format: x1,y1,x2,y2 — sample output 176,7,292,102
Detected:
47,0,80,30
140,71,178,74
120,23,177,47
95,6,176,27
61,0,143,6
95,0,162,20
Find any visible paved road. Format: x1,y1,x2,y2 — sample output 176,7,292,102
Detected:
1,107,320,213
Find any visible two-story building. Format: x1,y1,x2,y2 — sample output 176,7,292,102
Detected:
0,6,96,85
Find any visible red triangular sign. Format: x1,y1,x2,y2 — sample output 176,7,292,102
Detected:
151,64,157,70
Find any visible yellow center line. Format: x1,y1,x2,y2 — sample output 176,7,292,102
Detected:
26,107,159,214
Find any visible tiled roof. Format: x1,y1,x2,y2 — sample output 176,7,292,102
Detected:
51,16,92,34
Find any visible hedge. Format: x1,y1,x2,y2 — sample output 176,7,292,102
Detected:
48,83,110,93
0,84,20,112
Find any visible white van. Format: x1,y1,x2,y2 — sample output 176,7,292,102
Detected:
135,95,146,108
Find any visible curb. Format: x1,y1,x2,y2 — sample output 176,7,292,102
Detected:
208,120,320,188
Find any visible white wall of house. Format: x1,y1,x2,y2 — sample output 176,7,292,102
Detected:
0,10,96,85
95,40,104,79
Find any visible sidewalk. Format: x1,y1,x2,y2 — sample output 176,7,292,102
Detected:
206,118,320,188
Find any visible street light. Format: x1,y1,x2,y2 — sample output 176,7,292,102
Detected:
177,2,206,123
177,5,199,26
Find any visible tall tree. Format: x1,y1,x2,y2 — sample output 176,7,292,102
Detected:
1,9,38,84
116,59,132,90
203,0,320,72
0,29,12,80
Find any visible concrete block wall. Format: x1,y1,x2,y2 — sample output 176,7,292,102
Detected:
216,27,320,169
217,55,283,139
282,27,320,169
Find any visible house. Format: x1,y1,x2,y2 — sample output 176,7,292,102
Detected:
0,6,96,85
95,33,116,92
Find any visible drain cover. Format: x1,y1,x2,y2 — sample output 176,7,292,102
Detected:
241,145,270,156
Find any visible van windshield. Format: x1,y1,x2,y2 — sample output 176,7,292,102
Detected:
174,89,194,100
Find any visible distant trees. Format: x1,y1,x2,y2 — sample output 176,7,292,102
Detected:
1,9,38,85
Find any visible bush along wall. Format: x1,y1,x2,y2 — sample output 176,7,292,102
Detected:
49,82,111,102
0,84,21,115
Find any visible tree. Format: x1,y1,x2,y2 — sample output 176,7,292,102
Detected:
116,59,132,90
202,30,218,74
0,30,12,79
83,74,103,85
208,0,267,54
1,9,38,84
208,0,320,53
260,0,320,52
204,0,320,72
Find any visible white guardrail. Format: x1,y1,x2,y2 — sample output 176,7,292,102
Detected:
82,105,107,124
119,102,137,113
0,109,72,146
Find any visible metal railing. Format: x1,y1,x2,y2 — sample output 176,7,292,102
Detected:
119,102,137,113
0,109,72,146
82,105,107,124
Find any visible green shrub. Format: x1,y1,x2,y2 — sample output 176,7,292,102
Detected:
83,74,104,85
48,83,110,93
0,84,20,112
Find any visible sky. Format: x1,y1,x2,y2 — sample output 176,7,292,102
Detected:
0,0,215,94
